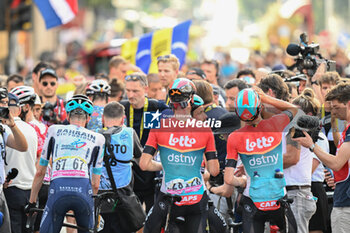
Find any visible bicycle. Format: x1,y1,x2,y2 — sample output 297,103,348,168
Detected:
25,191,116,233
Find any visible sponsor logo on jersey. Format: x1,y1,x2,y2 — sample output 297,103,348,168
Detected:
168,134,196,147
56,129,96,143
167,153,197,166
254,200,280,211
248,154,278,167
71,139,87,148
246,136,274,152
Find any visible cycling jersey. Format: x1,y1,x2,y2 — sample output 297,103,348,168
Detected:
39,124,105,180
227,113,290,211
99,126,142,190
144,118,217,206
87,105,104,133
332,123,350,207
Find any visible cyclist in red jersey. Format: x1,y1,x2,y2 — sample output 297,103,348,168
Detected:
211,87,298,233
140,78,220,233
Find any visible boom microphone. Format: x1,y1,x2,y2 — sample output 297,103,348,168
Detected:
286,43,301,56
6,168,18,183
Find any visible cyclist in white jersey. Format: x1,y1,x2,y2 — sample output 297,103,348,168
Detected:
26,94,105,233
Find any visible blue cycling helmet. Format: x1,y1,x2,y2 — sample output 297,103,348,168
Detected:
66,94,94,115
235,88,261,122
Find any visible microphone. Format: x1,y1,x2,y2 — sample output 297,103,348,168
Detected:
5,168,18,183
286,43,301,56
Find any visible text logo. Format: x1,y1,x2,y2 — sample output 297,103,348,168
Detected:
167,153,197,166
144,110,161,129
71,139,87,148
248,154,278,167
169,134,196,147
246,136,274,152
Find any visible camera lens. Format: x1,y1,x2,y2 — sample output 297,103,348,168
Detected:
0,107,9,119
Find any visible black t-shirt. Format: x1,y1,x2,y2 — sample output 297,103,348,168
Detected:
205,105,228,169
121,98,169,192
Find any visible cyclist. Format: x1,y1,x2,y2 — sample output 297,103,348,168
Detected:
86,79,111,132
26,94,105,233
212,88,298,233
140,78,220,233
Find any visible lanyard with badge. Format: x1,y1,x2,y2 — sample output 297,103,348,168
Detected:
204,103,217,113
129,98,149,140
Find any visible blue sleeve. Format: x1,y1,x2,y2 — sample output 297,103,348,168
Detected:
344,127,350,142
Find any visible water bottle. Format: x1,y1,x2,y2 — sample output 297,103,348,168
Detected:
253,171,260,177
274,169,284,178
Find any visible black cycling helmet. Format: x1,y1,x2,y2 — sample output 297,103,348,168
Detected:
168,78,196,103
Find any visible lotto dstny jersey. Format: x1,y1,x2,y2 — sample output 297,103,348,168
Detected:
39,124,105,180
145,118,216,206
227,114,290,211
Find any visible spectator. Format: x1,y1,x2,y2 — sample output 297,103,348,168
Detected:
120,72,168,213
0,87,28,233
31,62,53,97
109,79,125,102
38,68,67,126
147,73,165,100
186,67,207,81
157,54,179,105
223,79,248,112
236,69,256,85
4,93,37,233
6,74,24,92
109,56,127,82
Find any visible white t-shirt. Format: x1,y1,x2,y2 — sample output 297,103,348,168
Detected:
5,117,38,190
312,132,329,182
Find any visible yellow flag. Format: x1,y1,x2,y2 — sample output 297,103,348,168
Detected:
148,28,172,73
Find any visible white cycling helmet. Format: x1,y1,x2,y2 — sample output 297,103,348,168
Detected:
86,79,111,96
34,94,41,106
10,86,36,105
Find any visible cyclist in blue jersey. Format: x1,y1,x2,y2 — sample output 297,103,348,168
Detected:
26,94,105,233
211,88,298,233
86,79,111,132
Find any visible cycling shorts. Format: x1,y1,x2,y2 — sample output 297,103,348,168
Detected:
40,178,94,233
240,195,297,233
144,192,208,233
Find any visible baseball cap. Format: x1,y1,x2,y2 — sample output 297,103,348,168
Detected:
186,68,206,80
213,112,241,135
39,68,58,81
8,93,19,107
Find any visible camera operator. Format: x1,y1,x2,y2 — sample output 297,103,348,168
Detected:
38,68,67,126
0,87,28,233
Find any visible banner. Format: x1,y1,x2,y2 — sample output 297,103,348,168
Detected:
121,20,192,74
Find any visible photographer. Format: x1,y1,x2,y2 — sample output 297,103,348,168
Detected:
38,68,67,126
294,82,350,232
0,87,28,233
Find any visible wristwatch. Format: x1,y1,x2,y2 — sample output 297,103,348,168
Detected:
309,144,315,152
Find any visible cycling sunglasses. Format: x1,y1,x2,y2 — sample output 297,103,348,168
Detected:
42,81,57,87
125,75,147,85
157,55,171,61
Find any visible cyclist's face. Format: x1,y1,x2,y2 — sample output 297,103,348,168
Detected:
125,81,147,108
192,106,207,122
33,105,42,120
